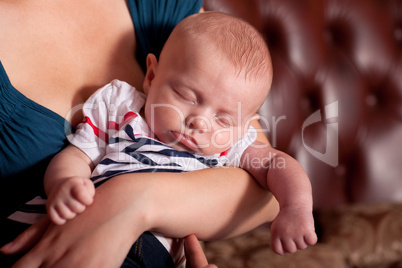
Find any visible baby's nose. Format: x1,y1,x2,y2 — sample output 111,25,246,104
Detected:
186,115,209,133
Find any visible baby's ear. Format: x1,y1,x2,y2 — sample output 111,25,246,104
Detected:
143,54,158,94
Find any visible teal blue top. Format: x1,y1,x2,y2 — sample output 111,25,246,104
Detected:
0,0,202,219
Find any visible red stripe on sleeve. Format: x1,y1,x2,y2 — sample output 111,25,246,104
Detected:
219,150,229,157
83,116,109,142
107,112,138,130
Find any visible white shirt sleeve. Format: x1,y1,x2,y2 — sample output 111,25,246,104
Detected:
68,80,146,166
223,126,257,167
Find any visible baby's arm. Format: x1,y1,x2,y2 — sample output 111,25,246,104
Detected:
44,145,95,225
240,142,317,255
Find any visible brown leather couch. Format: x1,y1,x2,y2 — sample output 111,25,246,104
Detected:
203,0,402,267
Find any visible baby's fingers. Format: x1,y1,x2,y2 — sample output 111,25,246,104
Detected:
294,237,308,251
305,231,318,246
71,182,94,206
66,198,87,215
48,204,70,225
289,233,318,252
270,238,285,255
282,239,298,254
271,238,298,255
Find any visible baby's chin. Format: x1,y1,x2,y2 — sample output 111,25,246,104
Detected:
168,142,198,154
158,131,233,156
169,142,229,156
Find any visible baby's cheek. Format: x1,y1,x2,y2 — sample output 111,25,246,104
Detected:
152,107,183,130
210,128,236,151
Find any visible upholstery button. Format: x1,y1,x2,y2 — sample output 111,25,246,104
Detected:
324,29,334,45
394,28,402,43
366,94,378,107
300,93,320,116
335,165,346,177
300,97,311,113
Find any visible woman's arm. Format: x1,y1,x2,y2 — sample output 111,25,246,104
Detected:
146,168,279,241
6,168,278,268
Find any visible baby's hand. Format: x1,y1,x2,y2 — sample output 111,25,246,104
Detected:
269,206,317,255
46,177,95,225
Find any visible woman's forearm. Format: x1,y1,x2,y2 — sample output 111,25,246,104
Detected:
102,167,279,241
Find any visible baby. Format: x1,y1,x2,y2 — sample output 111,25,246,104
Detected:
44,11,317,256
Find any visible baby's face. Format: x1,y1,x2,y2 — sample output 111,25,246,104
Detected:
143,45,266,155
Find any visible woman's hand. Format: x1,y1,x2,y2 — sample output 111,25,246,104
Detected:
2,175,151,268
184,234,217,268
11,219,134,268
0,216,50,256
3,227,219,268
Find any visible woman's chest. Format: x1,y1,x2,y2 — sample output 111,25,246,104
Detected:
0,0,144,126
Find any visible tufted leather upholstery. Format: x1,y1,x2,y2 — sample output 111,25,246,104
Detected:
204,0,402,210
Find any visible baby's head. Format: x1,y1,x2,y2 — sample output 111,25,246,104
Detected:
143,11,272,155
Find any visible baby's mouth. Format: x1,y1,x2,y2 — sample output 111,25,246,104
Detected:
171,131,199,151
